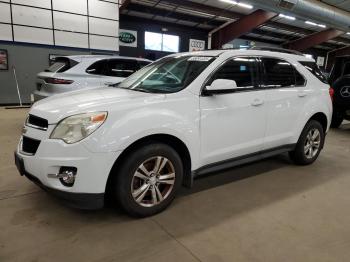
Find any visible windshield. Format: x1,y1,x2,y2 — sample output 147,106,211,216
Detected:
118,55,216,93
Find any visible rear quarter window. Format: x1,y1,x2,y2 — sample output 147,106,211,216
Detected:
45,57,79,73
299,61,329,84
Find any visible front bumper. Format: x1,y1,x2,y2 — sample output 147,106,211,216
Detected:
15,151,104,209
15,126,120,209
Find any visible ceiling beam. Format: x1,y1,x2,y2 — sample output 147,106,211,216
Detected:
284,29,345,51
120,0,132,11
212,10,277,49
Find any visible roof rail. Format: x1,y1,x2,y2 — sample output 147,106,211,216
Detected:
249,46,304,56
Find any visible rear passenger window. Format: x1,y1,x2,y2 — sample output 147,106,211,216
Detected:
107,59,139,78
210,57,258,89
299,61,328,84
261,58,298,88
86,60,108,75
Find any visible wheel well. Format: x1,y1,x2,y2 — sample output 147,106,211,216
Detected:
309,112,328,132
106,134,192,195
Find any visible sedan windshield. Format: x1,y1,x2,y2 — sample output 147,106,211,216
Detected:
118,55,216,93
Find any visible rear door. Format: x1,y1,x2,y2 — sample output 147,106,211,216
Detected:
260,57,307,150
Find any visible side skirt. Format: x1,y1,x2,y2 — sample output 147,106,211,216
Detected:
191,144,296,182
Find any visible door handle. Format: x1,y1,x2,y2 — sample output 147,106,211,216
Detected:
251,99,264,107
298,92,307,97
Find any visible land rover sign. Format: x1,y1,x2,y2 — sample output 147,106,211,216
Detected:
119,29,137,47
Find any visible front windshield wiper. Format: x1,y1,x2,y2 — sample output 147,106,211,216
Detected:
108,82,120,87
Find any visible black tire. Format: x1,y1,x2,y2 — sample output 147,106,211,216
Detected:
289,120,325,165
112,143,183,217
331,108,344,128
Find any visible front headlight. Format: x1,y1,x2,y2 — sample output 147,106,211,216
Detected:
50,112,107,144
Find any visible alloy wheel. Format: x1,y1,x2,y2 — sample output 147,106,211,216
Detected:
131,156,176,207
304,128,321,159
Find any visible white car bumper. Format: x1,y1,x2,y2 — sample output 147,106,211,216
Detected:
15,125,120,209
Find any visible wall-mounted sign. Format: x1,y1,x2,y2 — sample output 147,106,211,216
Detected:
0,49,8,70
119,29,137,48
189,39,205,52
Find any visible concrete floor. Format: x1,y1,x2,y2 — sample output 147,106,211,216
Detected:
1,107,350,262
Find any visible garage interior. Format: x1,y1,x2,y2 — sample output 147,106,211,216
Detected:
1,0,350,261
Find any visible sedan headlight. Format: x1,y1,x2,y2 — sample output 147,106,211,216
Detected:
50,112,107,144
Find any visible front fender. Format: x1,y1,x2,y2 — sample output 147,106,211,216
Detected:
83,95,201,170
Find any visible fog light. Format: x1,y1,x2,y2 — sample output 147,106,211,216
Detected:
48,167,77,187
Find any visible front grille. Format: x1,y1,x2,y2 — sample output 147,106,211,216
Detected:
22,136,41,155
27,114,48,130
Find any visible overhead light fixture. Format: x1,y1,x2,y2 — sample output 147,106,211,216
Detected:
279,14,296,20
305,21,326,28
220,0,253,9
305,21,317,26
347,32,350,35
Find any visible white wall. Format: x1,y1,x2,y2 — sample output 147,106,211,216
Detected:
0,0,120,51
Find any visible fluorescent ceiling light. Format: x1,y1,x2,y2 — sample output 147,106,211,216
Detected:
305,21,317,26
279,14,296,20
305,21,326,28
347,32,350,35
220,0,253,9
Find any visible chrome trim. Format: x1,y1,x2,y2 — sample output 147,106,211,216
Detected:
25,122,48,131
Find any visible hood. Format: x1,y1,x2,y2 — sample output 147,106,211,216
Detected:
30,87,161,124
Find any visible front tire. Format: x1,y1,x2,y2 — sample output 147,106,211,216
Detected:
289,120,325,165
112,143,183,217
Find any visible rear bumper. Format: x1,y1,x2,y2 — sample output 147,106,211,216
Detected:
15,151,104,210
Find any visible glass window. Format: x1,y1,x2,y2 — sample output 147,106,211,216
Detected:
295,70,306,86
45,57,79,73
261,58,296,88
145,31,180,53
118,56,215,93
86,60,108,75
210,57,258,89
107,59,139,78
145,32,162,51
300,61,328,84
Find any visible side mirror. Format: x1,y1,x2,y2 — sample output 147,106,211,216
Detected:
205,79,237,95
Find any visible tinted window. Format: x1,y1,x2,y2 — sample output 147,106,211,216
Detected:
300,61,328,84
210,57,257,89
45,57,79,73
261,58,296,88
139,61,151,68
343,62,350,76
295,70,306,86
86,60,108,75
107,59,139,78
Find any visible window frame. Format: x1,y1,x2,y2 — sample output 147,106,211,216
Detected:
201,56,261,96
258,56,307,89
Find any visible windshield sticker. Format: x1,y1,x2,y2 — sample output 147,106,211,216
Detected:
188,57,213,62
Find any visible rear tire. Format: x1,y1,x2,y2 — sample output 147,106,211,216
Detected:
289,120,325,165
112,143,183,217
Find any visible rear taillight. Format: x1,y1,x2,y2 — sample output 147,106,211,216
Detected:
329,87,334,101
44,78,74,85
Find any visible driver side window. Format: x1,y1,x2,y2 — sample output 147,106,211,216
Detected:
210,57,258,90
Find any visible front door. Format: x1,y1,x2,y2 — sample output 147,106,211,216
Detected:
200,57,267,166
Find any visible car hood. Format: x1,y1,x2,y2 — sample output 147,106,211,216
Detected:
30,87,163,124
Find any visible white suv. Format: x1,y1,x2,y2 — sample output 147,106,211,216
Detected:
33,55,151,101
15,48,332,217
